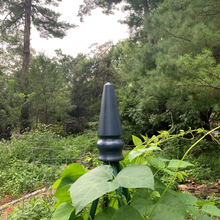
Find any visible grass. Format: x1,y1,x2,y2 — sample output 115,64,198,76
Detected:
0,128,98,203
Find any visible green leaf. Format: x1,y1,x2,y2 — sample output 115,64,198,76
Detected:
196,215,214,220
51,203,74,220
150,191,160,197
53,200,67,209
197,201,215,206
72,217,84,220
69,165,119,214
54,184,72,202
53,179,61,190
61,163,85,181
146,157,165,169
113,164,154,190
108,198,118,210
130,189,148,215
57,177,75,191
132,135,143,146
111,205,144,220
157,157,170,162
148,204,185,220
140,147,162,152
128,150,142,162
186,206,200,217
141,134,149,143
162,168,175,176
176,193,197,205
95,207,116,220
159,191,187,217
167,159,194,168
128,147,162,162
201,204,220,217
128,146,161,161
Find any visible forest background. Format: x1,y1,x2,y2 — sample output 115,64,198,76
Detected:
1,0,220,146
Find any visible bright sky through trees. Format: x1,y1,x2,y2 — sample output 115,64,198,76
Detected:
31,0,129,58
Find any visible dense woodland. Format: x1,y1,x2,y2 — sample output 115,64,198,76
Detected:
1,0,220,144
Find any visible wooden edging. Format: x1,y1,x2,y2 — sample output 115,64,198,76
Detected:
0,187,47,211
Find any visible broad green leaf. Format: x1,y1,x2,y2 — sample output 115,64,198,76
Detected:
128,148,161,162
168,159,194,168
139,147,162,152
148,204,185,220
130,189,148,215
72,218,84,220
54,184,72,202
146,157,165,169
61,163,85,181
124,154,146,165
154,178,176,195
51,203,74,220
159,191,187,217
201,204,220,217
176,193,197,205
53,179,61,190
128,150,142,161
186,206,200,217
157,157,170,162
53,199,70,209
111,205,144,220
57,177,75,191
113,164,154,190
197,215,214,220
69,165,119,214
162,168,175,176
132,135,143,146
95,207,116,220
197,201,215,206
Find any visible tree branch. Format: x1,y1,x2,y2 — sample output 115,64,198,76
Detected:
202,69,220,81
1,12,25,32
162,28,191,42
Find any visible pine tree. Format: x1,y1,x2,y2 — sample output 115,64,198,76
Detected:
0,0,75,78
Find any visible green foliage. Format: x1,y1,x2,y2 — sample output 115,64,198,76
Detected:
0,0,74,47
0,159,61,199
27,53,72,127
51,126,220,220
0,128,97,201
6,194,56,220
56,42,123,134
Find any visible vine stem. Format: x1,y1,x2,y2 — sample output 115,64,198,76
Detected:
148,126,220,219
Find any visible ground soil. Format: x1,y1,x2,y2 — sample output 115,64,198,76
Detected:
178,179,220,198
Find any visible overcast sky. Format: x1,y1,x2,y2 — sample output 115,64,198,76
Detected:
31,0,129,58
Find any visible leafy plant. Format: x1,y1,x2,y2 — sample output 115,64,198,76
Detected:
6,194,56,220
51,126,220,220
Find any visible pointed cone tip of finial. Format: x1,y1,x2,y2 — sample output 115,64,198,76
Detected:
98,83,123,137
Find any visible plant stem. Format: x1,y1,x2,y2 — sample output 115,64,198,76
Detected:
148,126,220,219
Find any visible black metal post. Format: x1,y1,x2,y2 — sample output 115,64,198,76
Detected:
89,82,130,219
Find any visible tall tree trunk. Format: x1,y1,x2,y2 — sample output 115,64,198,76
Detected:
36,108,38,128
20,0,31,132
200,111,212,142
22,0,31,77
143,0,155,46
64,121,66,137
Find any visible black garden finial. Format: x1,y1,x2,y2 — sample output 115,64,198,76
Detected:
96,82,124,162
